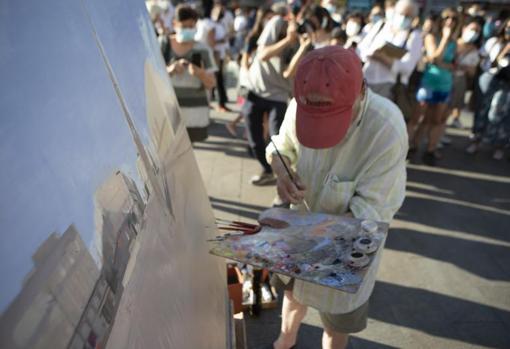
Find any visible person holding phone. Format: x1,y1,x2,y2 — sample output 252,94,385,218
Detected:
160,4,217,142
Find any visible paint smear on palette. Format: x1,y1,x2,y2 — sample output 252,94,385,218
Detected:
209,208,389,294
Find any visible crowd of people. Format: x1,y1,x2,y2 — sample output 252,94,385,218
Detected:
147,0,509,173
146,1,508,348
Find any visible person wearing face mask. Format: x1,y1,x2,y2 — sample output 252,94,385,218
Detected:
266,46,407,349
362,4,384,37
321,0,342,23
384,0,396,22
467,18,510,160
161,5,217,142
448,20,482,129
358,0,422,102
344,13,364,51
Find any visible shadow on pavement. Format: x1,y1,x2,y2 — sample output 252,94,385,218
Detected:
386,228,510,281
370,281,510,348
210,196,269,220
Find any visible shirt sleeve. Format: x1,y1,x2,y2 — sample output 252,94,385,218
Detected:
349,126,408,223
358,21,386,62
257,16,283,47
391,30,423,80
265,99,299,166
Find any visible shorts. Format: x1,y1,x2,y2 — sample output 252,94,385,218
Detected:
416,86,450,104
270,274,369,333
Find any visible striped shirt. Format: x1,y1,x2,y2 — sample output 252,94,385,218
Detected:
161,38,217,129
266,90,407,313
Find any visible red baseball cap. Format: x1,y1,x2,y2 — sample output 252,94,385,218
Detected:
294,46,363,149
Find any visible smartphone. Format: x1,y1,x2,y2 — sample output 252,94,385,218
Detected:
190,53,202,67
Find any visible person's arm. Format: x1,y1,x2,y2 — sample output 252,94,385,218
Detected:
258,20,298,62
458,50,480,77
496,42,510,64
189,64,216,89
349,126,407,223
424,28,452,64
167,59,187,75
390,30,424,78
207,27,216,49
188,46,217,89
283,34,312,79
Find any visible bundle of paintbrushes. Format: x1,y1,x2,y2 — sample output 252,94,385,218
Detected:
215,218,261,235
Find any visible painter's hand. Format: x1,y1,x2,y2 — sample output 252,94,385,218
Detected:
271,155,306,205
276,171,306,205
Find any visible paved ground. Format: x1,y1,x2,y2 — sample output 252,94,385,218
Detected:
193,94,510,349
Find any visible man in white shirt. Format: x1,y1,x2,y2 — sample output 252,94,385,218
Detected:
266,46,407,349
358,0,422,100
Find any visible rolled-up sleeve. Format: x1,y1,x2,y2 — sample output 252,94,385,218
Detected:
349,129,407,223
391,30,423,84
266,99,299,166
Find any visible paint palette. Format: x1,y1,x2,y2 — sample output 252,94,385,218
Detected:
209,208,389,294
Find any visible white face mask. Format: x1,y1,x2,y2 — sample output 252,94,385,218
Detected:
385,8,394,21
325,4,337,15
346,21,361,37
175,27,197,42
462,29,479,43
392,13,412,30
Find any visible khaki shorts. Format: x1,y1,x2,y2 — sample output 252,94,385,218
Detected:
270,274,369,333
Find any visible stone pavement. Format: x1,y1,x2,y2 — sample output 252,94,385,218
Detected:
193,98,510,349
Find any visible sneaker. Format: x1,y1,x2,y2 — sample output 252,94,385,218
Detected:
450,119,463,129
272,196,290,208
225,122,238,137
441,136,452,145
250,172,276,186
422,151,437,166
465,143,479,154
493,149,504,160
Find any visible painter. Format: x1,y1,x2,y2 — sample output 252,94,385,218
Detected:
265,45,408,349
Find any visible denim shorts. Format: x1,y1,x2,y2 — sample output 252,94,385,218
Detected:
416,86,450,104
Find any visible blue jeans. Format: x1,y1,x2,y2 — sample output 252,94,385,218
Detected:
473,72,510,147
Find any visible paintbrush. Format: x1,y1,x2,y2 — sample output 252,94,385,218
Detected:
270,139,311,212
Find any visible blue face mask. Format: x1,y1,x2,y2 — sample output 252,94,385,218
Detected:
371,15,383,23
176,28,196,42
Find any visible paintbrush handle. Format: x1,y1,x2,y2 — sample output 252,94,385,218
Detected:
270,139,295,181
271,139,311,212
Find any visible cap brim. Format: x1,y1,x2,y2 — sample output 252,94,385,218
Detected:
296,106,353,149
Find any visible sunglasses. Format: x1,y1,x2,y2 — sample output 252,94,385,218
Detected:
443,16,458,21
